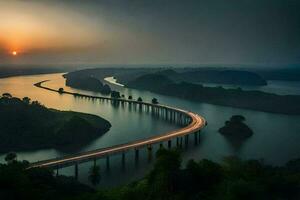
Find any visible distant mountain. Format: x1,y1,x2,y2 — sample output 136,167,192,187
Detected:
65,67,268,86
254,68,300,81
126,74,174,90
160,69,267,85
126,73,300,115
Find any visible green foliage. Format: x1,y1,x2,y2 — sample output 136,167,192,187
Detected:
152,98,158,104
0,161,93,200
219,115,253,139
0,95,111,152
0,151,299,200
65,76,112,94
111,91,121,98
2,92,12,98
137,97,143,102
58,88,64,93
4,152,17,163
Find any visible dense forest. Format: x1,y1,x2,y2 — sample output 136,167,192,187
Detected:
0,94,111,152
126,74,300,115
1,149,299,200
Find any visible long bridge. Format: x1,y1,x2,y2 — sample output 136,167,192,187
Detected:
29,80,207,178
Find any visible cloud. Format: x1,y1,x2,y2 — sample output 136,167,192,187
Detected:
1,0,300,65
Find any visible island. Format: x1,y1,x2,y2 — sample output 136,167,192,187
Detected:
0,93,111,153
219,115,253,139
126,73,300,115
64,75,112,94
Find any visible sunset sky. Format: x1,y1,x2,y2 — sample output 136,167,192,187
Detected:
0,0,300,66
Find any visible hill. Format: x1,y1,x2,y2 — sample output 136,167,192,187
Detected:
0,94,111,153
127,74,300,115
65,76,111,94
155,69,267,85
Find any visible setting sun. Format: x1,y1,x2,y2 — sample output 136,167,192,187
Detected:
12,51,17,56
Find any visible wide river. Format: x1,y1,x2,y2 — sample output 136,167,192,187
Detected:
1,73,300,187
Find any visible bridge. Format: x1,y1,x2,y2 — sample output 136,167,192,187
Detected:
29,80,207,178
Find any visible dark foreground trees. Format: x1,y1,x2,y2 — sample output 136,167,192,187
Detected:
1,151,299,200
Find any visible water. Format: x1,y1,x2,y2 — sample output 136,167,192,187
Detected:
0,73,300,187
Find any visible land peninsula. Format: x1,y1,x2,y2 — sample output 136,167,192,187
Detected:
126,74,300,115
0,94,111,153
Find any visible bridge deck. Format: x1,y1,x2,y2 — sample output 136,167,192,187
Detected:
29,80,206,169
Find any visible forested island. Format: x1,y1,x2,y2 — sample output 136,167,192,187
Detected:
1,149,299,200
219,115,253,139
126,74,300,115
0,93,111,153
64,75,112,94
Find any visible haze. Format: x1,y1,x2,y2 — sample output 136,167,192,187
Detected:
1,0,300,66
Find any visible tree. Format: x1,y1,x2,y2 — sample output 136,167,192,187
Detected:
22,97,31,104
230,115,246,123
128,95,133,100
2,93,12,98
58,88,64,93
101,84,111,94
111,91,121,98
152,98,158,104
137,97,143,102
147,148,181,198
88,165,101,186
5,152,17,163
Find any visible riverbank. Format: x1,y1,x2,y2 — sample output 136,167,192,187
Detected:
127,74,300,115
0,67,66,79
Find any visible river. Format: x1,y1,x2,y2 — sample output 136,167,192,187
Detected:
0,73,300,187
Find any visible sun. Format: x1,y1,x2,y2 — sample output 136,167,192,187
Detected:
12,51,18,56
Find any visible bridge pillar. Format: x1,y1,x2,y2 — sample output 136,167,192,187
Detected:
75,163,78,180
180,137,183,148
194,132,198,145
166,109,168,120
56,166,59,176
122,152,126,165
147,145,152,162
185,135,189,146
168,140,172,149
176,137,179,147
106,156,110,171
135,148,139,161
172,111,176,123
93,158,97,167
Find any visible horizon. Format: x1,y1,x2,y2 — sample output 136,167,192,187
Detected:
1,0,300,67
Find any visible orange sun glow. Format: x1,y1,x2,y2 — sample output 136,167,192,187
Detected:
12,51,18,56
